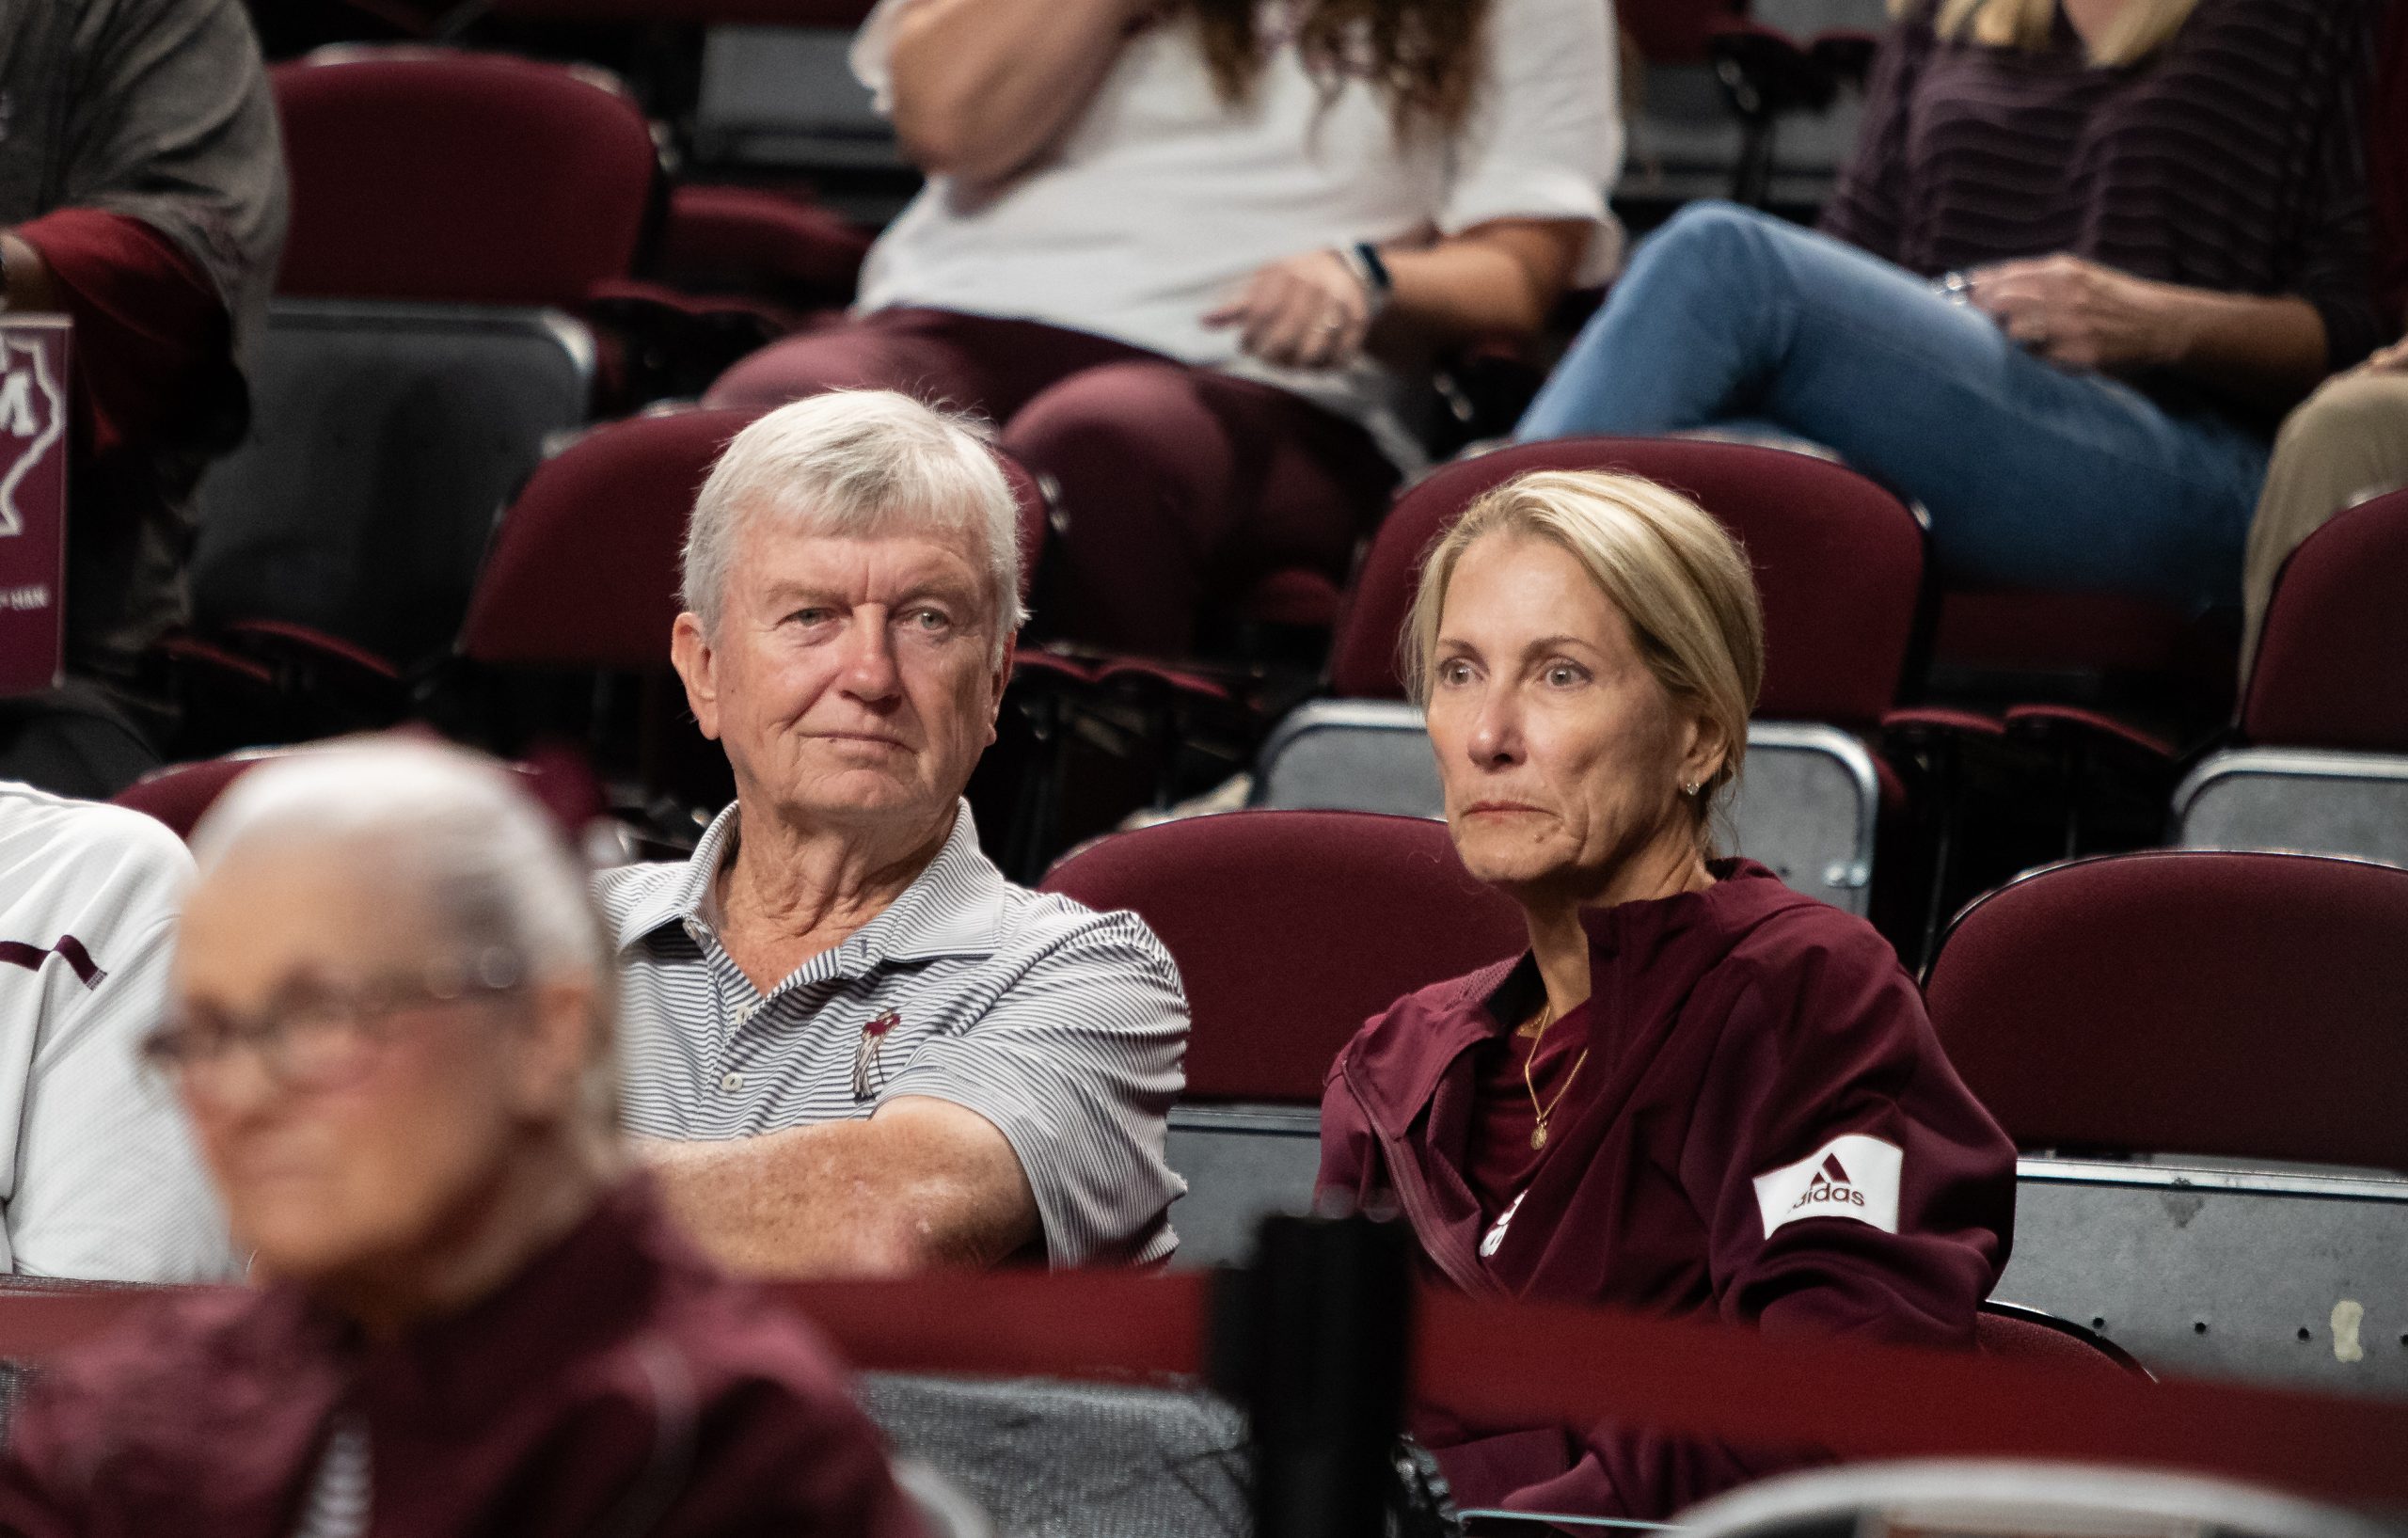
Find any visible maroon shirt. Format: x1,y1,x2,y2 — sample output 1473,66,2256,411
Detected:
1318,861,2016,1520
1461,999,1594,1230
0,1181,921,1538
1821,0,2386,377
14,209,228,465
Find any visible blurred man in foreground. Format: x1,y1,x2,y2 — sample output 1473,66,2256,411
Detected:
0,741,917,1537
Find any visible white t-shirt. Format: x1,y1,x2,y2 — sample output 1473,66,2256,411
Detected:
0,784,235,1280
852,0,1624,468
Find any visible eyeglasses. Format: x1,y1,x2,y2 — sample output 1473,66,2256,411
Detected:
142,949,528,1099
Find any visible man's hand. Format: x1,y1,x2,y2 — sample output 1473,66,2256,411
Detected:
1966,254,2181,373
1203,249,1375,372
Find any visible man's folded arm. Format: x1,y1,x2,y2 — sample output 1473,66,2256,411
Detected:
642,1095,1040,1277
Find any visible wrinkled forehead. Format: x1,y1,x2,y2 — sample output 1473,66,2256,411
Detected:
176,838,443,1003
728,498,999,606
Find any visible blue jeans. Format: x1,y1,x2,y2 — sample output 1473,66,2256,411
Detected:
1517,202,2271,611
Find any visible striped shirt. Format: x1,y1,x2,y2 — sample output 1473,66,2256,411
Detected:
0,783,235,1281
598,801,1188,1266
1821,0,2387,385
289,1413,371,1538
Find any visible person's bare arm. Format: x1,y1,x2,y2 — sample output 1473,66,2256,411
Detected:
1967,255,2333,414
886,0,1143,187
1381,220,1591,348
642,1095,1040,1277
1203,217,1592,372
0,233,61,311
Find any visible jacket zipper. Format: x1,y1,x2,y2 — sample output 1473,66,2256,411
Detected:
1340,1057,1509,1301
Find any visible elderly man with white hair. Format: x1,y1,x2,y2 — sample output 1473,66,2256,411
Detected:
0,741,920,1537
600,389,1190,1275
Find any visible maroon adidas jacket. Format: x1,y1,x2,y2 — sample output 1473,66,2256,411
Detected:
0,1181,921,1538
1318,861,2016,1520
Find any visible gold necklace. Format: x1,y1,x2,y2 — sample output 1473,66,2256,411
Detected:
1520,1003,1591,1150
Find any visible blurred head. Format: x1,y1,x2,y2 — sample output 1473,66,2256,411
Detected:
1403,469,1764,908
160,742,617,1293
672,391,1022,842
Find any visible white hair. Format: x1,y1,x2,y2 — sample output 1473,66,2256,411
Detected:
188,739,620,1131
681,390,1027,662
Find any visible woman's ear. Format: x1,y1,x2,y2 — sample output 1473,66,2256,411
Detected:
1678,705,1732,795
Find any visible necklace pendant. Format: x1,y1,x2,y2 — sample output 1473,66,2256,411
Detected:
1530,1124,1547,1150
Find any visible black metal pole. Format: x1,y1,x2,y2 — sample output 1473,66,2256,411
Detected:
1214,1212,1416,1538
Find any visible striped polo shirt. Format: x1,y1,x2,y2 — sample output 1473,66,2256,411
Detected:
598,801,1188,1266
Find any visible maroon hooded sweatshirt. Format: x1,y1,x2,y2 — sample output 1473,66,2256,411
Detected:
0,1181,921,1538
1318,861,2016,1520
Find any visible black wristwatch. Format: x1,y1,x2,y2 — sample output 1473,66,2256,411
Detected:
1339,241,1393,317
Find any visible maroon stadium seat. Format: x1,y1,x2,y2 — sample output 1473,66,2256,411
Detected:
1325,437,1925,731
657,184,872,311
1038,811,1527,1102
274,47,658,308
1924,849,2408,1174
114,743,604,845
1620,0,1747,64
1975,1302,2149,1380
2239,488,2408,753
110,752,286,842
461,407,761,673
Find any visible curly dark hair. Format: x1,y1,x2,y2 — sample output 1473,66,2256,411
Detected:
1184,0,1493,136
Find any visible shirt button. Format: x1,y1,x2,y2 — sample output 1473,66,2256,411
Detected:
735,1002,759,1024
719,1071,745,1095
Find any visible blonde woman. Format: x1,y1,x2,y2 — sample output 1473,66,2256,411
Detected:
1519,0,2385,621
1316,472,2014,1520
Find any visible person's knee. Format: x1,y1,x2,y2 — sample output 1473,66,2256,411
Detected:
1644,199,1779,267
1005,362,1215,461
2273,371,2408,468
1607,199,1797,323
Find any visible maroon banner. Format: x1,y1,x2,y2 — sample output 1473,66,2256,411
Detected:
0,1273,2402,1509
0,317,71,696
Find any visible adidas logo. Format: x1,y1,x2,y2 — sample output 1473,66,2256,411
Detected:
1789,1151,1869,1212
1752,1134,1903,1238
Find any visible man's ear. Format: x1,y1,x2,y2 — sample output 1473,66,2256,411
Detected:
670,612,721,742
983,630,1017,749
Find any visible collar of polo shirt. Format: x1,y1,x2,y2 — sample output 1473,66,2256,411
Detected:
610,798,1008,969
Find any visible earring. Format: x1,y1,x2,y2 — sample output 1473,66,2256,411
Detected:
1682,780,1702,797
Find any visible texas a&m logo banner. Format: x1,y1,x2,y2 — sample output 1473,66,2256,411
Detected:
0,317,70,696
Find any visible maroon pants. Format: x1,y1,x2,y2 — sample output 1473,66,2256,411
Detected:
705,308,1400,657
